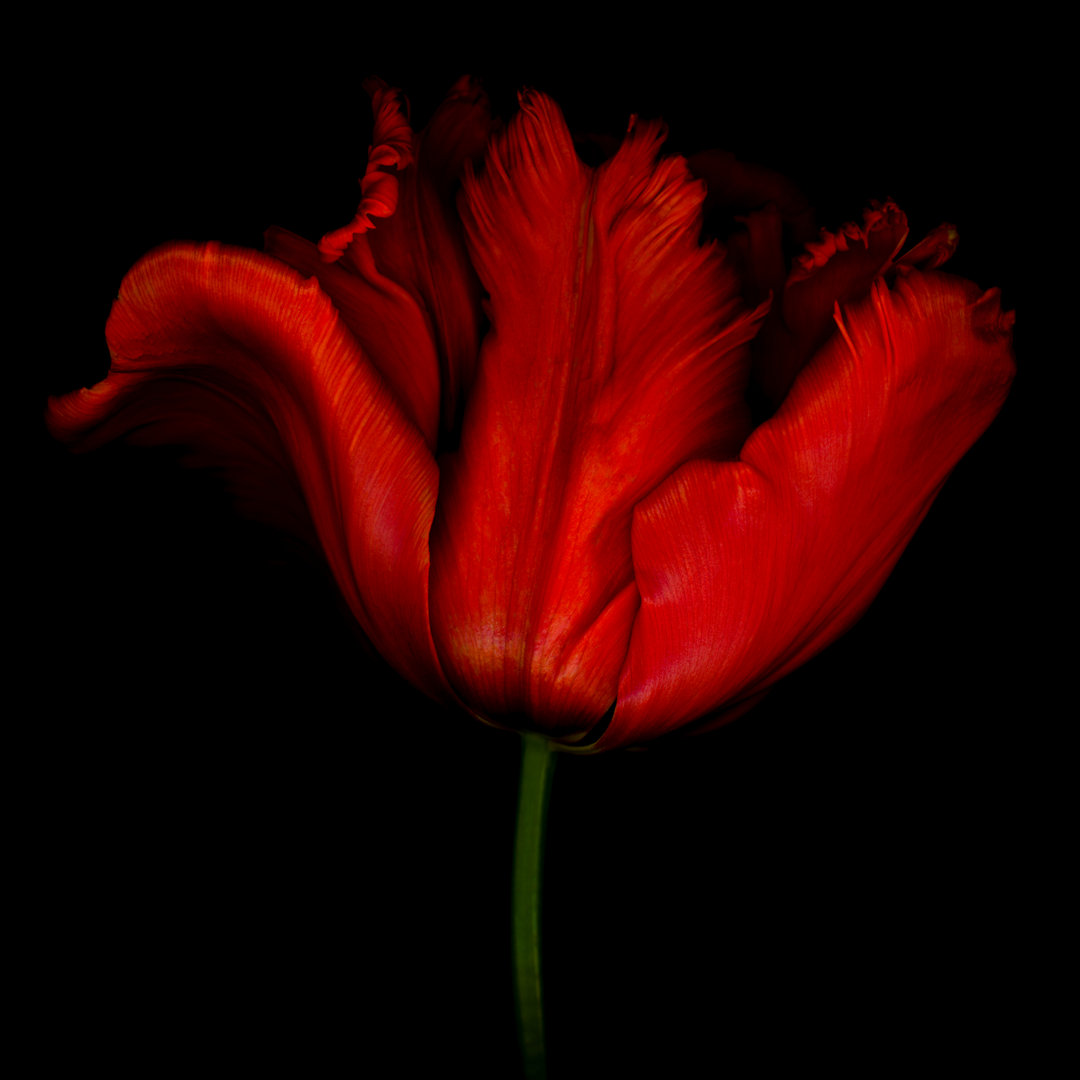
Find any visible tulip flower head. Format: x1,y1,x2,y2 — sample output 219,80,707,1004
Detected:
48,77,1014,750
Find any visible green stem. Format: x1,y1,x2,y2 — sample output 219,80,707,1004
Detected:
512,733,556,1080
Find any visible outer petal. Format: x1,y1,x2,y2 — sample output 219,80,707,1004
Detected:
429,92,764,735
47,242,450,702
264,225,443,449
597,269,1014,750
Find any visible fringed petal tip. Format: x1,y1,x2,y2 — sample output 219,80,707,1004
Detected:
790,199,909,283
752,199,964,405
896,222,959,272
317,78,415,263
790,201,960,288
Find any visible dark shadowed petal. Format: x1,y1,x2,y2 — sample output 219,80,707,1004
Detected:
370,75,490,434
896,221,959,271
687,148,816,310
753,200,912,404
47,242,451,702
596,269,1014,749
316,79,414,259
302,76,490,440
429,92,765,735
686,149,816,239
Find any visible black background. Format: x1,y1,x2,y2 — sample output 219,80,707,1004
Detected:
31,27,1027,1078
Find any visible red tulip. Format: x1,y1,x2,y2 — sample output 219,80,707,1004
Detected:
48,77,1014,750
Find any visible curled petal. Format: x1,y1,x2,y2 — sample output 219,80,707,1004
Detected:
790,200,908,281
430,92,763,734
897,221,959,271
368,75,491,436
596,270,1014,750
47,242,451,702
302,76,490,439
754,200,912,404
317,78,414,261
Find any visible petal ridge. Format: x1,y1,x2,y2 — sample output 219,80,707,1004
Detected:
265,225,441,448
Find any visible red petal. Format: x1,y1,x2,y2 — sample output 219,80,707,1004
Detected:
429,92,764,734
47,242,450,702
728,203,787,307
372,76,490,436
309,76,490,439
687,149,816,310
595,269,1014,750
264,226,442,449
754,200,911,404
897,222,959,271
316,78,414,259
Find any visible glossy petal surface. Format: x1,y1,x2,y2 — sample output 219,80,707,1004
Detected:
429,92,764,733
48,242,450,701
601,270,1014,749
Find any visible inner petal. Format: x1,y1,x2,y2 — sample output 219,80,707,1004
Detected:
429,91,764,733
